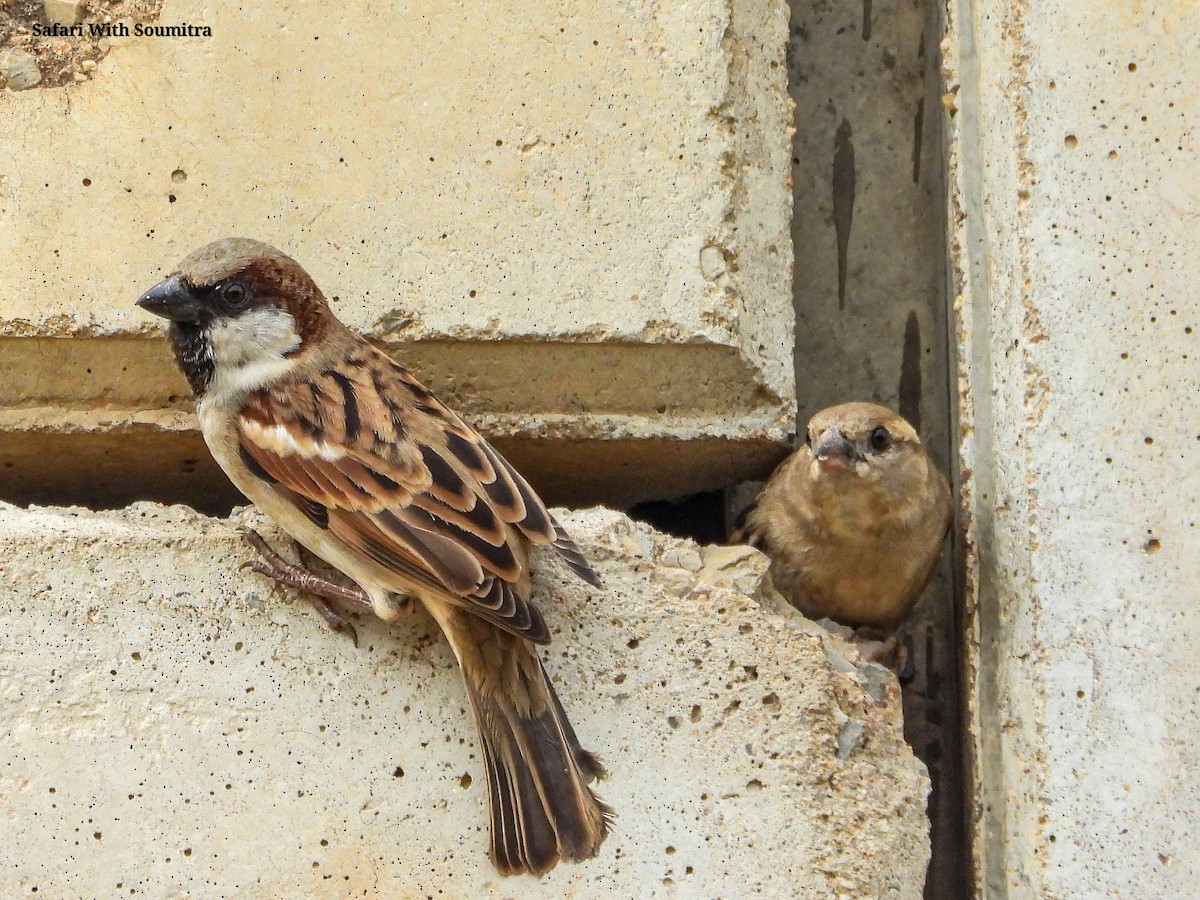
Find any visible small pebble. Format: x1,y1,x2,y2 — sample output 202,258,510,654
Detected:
659,570,696,598
43,0,84,27
822,641,857,675
835,719,865,759
700,245,727,281
858,663,893,707
659,546,703,573
80,59,96,73
696,543,769,594
0,48,41,91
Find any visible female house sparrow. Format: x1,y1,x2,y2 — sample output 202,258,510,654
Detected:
733,402,951,632
137,238,611,876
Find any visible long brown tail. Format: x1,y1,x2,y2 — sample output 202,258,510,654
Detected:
427,600,612,876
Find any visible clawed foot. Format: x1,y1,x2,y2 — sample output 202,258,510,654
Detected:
851,627,913,681
240,528,373,646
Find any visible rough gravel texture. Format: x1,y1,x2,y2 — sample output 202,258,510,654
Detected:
1,0,161,88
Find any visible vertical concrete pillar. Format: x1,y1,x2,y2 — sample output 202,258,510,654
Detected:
946,1,1200,895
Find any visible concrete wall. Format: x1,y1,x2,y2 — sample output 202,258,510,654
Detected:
946,0,1200,896
0,1,940,896
0,0,794,511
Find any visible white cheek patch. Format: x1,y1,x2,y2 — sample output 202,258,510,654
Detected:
207,306,302,401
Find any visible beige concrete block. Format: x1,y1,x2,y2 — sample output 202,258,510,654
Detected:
946,0,1200,895
0,0,795,507
0,503,929,896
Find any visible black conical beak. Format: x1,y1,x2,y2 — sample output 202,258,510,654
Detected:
136,275,203,323
813,427,860,470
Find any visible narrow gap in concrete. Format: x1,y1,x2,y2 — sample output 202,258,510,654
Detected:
913,2,970,895
0,486,243,518
0,428,789,515
787,0,968,894
936,23,975,900
0,430,244,515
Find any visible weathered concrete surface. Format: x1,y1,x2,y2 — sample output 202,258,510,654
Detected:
789,0,948,441
945,0,1200,896
0,503,930,897
0,0,794,509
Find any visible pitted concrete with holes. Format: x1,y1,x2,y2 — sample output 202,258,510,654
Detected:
946,0,1200,895
0,504,929,897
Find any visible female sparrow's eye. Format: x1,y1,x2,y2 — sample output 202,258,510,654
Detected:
222,282,249,307
869,426,893,452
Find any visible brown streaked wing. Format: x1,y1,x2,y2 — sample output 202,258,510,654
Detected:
476,441,602,585
235,349,578,642
326,507,453,598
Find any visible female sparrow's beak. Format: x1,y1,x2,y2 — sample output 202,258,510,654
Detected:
813,427,860,471
137,275,204,323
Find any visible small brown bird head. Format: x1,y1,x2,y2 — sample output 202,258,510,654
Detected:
735,400,951,628
803,402,936,526
136,238,335,398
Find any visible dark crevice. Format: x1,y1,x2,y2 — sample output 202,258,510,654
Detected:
789,0,967,894
627,490,728,545
899,310,924,433
0,431,244,516
832,119,856,310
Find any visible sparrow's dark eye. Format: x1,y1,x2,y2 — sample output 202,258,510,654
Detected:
868,426,893,452
222,281,250,308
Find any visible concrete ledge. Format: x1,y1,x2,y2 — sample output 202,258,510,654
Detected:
0,425,788,511
0,336,792,508
0,503,929,896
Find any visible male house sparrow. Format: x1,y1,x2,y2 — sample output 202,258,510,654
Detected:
733,403,951,633
137,238,611,876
